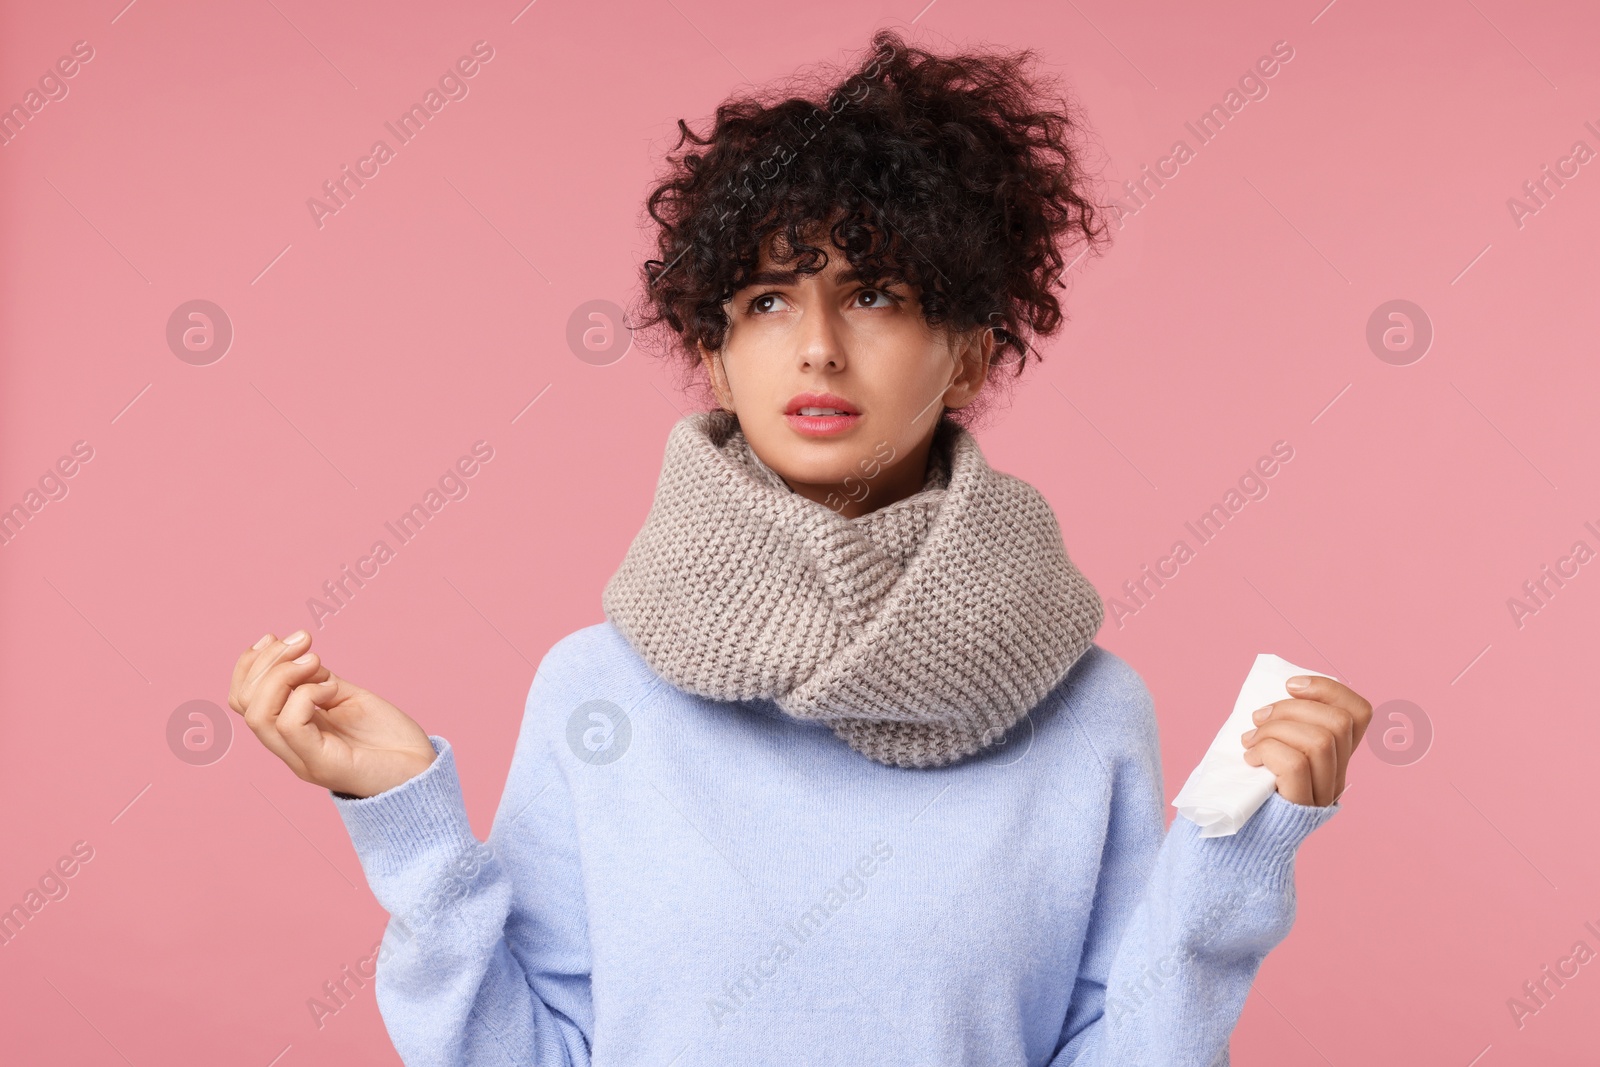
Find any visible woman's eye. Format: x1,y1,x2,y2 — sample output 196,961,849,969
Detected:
748,293,788,314
855,289,896,308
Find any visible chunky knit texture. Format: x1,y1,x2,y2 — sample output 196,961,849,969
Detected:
601,409,1106,768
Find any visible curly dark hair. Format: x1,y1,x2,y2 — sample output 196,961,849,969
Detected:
634,30,1109,421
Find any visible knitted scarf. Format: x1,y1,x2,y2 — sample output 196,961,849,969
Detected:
601,409,1105,769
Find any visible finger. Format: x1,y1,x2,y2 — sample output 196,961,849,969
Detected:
239,630,314,709
244,648,328,730
1259,697,1358,799
238,636,293,710
1247,719,1339,804
280,671,362,735
1254,698,1355,783
229,633,276,713
1284,674,1374,745
1245,720,1338,806
1243,736,1315,806
279,677,341,771
242,650,327,768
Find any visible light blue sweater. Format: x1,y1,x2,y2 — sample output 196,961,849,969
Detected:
331,622,1338,1066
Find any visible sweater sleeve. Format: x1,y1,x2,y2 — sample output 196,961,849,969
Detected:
1050,677,1339,1067
329,679,593,1066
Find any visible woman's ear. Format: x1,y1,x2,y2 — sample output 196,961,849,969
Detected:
941,326,995,411
699,343,736,412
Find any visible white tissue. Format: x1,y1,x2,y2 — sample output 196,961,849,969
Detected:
1171,653,1339,837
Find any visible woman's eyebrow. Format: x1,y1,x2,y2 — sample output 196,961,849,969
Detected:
736,267,870,289
739,269,802,287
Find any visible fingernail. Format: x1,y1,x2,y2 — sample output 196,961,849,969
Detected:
252,633,273,650
1286,675,1311,690
284,631,308,646
293,652,314,664
1241,728,1257,744
1252,704,1272,723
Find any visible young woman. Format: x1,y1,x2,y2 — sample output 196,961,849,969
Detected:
228,32,1372,1067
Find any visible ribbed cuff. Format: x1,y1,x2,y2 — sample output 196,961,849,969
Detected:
329,736,479,877
1177,791,1339,887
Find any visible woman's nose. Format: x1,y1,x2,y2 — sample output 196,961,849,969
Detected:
796,305,846,372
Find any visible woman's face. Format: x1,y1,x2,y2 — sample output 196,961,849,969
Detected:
700,238,992,518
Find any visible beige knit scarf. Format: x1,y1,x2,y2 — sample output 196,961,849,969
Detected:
601,409,1105,769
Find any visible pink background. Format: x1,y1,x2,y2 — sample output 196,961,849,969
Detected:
3,0,1597,1062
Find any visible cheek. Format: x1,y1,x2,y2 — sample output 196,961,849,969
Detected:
859,364,952,465
717,333,779,395
853,330,953,415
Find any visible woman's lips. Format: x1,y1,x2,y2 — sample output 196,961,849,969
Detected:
784,411,862,437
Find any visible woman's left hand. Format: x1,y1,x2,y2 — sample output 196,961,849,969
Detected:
1240,675,1374,807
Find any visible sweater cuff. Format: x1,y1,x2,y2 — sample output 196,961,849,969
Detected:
1177,791,1339,887
329,736,479,878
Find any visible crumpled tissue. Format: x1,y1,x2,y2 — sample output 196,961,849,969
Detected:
1171,653,1339,837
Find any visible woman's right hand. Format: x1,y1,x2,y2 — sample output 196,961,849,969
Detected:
227,630,437,799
